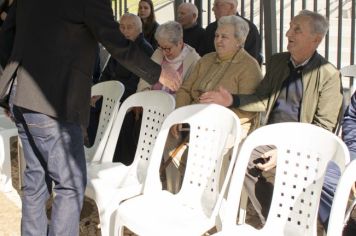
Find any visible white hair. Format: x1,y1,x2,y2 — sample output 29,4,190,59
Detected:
215,0,238,8
120,13,142,32
155,21,183,45
218,15,249,46
298,10,329,36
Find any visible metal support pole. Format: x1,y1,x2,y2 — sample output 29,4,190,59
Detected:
263,0,277,68
194,0,203,26
174,0,184,21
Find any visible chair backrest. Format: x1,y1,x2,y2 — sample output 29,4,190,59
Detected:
221,123,350,235
143,104,242,218
100,91,175,183
341,65,356,78
85,81,124,162
327,160,356,236
99,44,111,71
341,65,356,106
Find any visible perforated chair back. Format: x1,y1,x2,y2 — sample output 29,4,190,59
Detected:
99,91,175,183
85,81,124,163
144,104,242,217
220,123,349,236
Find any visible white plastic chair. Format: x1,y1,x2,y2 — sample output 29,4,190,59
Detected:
85,80,124,163
213,122,350,236
327,160,356,236
114,104,242,236
0,116,17,192
86,90,175,236
341,65,356,91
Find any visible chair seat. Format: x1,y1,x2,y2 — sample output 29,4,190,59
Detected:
117,191,215,236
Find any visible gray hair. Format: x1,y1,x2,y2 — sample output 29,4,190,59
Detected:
120,13,143,32
155,21,183,45
215,0,238,8
218,15,249,46
298,10,329,36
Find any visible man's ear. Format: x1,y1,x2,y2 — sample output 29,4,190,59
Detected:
192,12,197,21
314,34,323,45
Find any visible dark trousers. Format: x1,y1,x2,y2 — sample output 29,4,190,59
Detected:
12,105,87,236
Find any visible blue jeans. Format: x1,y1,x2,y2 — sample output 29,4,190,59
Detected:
12,105,87,236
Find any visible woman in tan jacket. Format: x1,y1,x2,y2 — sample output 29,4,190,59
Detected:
164,15,263,193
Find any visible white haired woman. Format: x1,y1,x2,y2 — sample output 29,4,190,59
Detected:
165,15,263,193
137,21,200,93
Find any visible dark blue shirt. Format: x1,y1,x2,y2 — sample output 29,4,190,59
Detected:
268,62,304,124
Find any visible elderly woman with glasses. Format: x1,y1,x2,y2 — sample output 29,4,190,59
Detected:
164,15,263,194
137,21,200,93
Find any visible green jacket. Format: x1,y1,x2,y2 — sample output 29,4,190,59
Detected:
237,52,343,132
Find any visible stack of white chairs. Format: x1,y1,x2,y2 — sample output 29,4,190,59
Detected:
212,122,349,236
113,104,242,236
85,90,175,236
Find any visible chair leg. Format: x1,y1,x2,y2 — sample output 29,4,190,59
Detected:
237,187,248,225
113,209,125,236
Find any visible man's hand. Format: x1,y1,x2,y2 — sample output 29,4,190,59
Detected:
199,86,233,107
159,64,180,92
256,149,277,172
170,124,182,139
132,107,143,121
352,182,356,197
90,95,102,107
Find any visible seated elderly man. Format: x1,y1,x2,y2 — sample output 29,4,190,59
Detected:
165,15,262,193
176,2,205,55
88,13,154,165
200,10,343,231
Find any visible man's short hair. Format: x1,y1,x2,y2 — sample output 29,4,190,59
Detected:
216,0,238,8
120,13,143,33
298,10,329,36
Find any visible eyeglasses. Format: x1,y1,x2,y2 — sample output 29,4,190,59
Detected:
158,45,174,53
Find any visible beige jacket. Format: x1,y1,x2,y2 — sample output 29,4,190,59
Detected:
176,49,263,136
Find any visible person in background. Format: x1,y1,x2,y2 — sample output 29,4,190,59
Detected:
0,0,13,27
137,21,200,94
199,0,262,65
138,0,159,49
176,2,205,55
200,10,342,232
342,91,356,200
88,13,154,165
167,15,262,193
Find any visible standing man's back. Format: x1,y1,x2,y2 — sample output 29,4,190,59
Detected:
0,0,179,235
